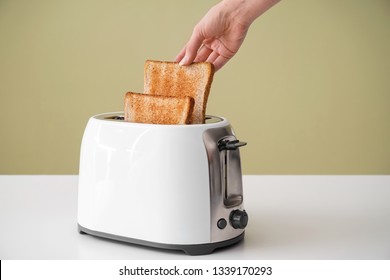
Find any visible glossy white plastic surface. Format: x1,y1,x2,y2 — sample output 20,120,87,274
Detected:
78,113,231,245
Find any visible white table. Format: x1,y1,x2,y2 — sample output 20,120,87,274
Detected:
0,175,389,260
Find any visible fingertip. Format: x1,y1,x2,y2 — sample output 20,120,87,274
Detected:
175,46,186,63
175,54,184,63
179,55,190,66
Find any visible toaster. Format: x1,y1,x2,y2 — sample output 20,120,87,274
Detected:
77,112,248,255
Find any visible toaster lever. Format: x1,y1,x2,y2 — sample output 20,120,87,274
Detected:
218,139,247,151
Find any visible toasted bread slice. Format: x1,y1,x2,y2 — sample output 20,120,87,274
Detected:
124,92,194,125
144,60,214,124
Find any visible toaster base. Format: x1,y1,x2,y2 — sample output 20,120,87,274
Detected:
78,224,244,256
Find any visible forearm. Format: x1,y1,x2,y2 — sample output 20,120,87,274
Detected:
221,0,280,27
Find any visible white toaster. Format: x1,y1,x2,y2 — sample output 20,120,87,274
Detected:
77,112,248,255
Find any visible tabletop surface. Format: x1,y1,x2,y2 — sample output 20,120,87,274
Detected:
0,175,389,260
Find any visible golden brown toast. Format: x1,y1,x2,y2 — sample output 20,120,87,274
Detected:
124,92,194,125
144,60,214,124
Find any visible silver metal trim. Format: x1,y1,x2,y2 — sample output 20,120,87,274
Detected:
202,126,246,243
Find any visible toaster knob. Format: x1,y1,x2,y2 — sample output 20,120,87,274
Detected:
230,210,248,229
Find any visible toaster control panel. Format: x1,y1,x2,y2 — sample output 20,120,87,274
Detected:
203,125,247,242
217,210,248,230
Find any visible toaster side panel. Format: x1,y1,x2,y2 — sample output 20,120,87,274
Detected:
203,125,246,243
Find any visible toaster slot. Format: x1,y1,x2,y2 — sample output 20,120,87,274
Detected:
104,115,124,120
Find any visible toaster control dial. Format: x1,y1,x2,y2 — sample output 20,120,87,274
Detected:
230,210,248,229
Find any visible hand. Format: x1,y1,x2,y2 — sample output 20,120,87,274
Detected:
175,0,280,71
175,1,250,71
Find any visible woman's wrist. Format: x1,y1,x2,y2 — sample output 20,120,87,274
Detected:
222,0,280,27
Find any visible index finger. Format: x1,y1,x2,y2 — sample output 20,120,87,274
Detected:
178,27,205,65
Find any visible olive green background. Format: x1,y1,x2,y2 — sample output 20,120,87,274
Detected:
1,0,389,174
